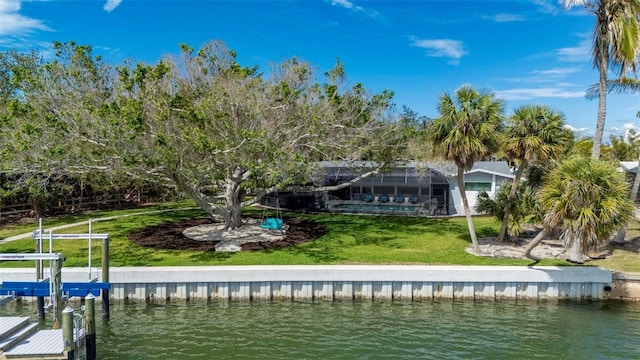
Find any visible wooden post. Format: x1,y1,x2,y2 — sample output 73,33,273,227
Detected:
62,306,75,360
85,294,96,360
52,256,63,329
37,297,45,320
101,237,110,320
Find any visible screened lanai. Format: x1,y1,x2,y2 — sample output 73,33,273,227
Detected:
322,162,453,215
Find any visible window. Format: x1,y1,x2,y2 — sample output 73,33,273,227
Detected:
464,182,491,192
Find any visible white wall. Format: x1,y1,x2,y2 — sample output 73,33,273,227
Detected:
0,266,612,302
449,173,513,215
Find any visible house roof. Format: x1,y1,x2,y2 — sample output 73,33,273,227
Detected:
318,160,514,178
465,161,515,179
621,161,638,174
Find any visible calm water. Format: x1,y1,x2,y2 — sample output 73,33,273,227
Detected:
2,300,640,359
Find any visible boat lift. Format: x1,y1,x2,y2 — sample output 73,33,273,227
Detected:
0,253,64,328
0,219,111,323
30,219,111,320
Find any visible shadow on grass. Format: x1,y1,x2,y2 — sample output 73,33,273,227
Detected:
285,245,344,263
188,251,233,262
354,235,403,248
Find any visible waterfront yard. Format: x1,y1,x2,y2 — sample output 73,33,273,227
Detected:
0,201,638,271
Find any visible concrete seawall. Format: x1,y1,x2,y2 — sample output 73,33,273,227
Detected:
611,272,640,300
0,265,613,302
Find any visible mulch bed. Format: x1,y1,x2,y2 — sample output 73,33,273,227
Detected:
128,216,328,252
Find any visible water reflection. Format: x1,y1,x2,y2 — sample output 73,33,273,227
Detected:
2,300,639,359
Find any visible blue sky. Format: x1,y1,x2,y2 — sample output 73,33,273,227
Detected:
1,0,639,139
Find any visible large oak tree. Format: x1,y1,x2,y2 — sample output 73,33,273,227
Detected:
2,41,402,229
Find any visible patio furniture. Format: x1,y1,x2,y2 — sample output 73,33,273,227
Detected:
394,195,404,203
379,194,389,203
409,196,419,204
428,199,439,216
363,194,374,202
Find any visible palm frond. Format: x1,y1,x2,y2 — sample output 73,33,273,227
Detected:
585,78,640,99
539,155,635,251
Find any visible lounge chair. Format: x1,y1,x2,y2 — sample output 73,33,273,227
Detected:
363,194,374,202
379,194,389,203
394,195,404,203
409,196,419,204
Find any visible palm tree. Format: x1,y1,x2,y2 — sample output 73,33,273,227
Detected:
496,105,570,241
563,0,640,159
603,131,640,161
611,112,640,243
524,156,634,263
429,85,504,251
476,183,542,241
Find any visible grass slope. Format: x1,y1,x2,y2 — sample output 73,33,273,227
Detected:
0,201,627,269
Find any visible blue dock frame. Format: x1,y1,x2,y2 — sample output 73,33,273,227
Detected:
0,281,110,298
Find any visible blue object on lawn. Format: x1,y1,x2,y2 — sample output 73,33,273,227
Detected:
261,217,283,230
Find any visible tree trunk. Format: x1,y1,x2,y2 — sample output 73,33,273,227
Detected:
611,152,640,244
223,202,243,230
457,166,479,251
524,229,546,262
591,51,608,160
567,238,584,264
223,178,243,231
497,161,527,242
564,225,584,263
170,171,230,227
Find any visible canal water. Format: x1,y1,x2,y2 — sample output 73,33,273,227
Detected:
2,300,640,359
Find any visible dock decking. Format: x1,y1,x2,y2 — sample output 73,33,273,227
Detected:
0,317,66,360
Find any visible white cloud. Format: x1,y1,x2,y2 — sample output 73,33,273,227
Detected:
506,67,581,84
103,0,123,12
564,124,593,137
330,0,363,12
495,87,585,100
411,37,467,62
530,0,560,15
0,0,50,36
557,37,591,62
564,124,590,132
0,0,19,13
328,0,382,19
532,68,581,77
489,13,525,23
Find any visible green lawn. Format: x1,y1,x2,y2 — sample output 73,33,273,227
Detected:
0,201,604,268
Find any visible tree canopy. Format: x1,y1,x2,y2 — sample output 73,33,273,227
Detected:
0,41,403,229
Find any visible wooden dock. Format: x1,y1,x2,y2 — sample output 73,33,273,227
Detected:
0,317,67,360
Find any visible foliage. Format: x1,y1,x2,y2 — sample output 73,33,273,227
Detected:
0,41,403,230
429,85,504,250
602,130,640,162
502,105,570,166
563,0,640,159
398,106,435,160
475,183,541,240
565,137,594,158
496,104,570,241
429,85,504,171
539,155,634,252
